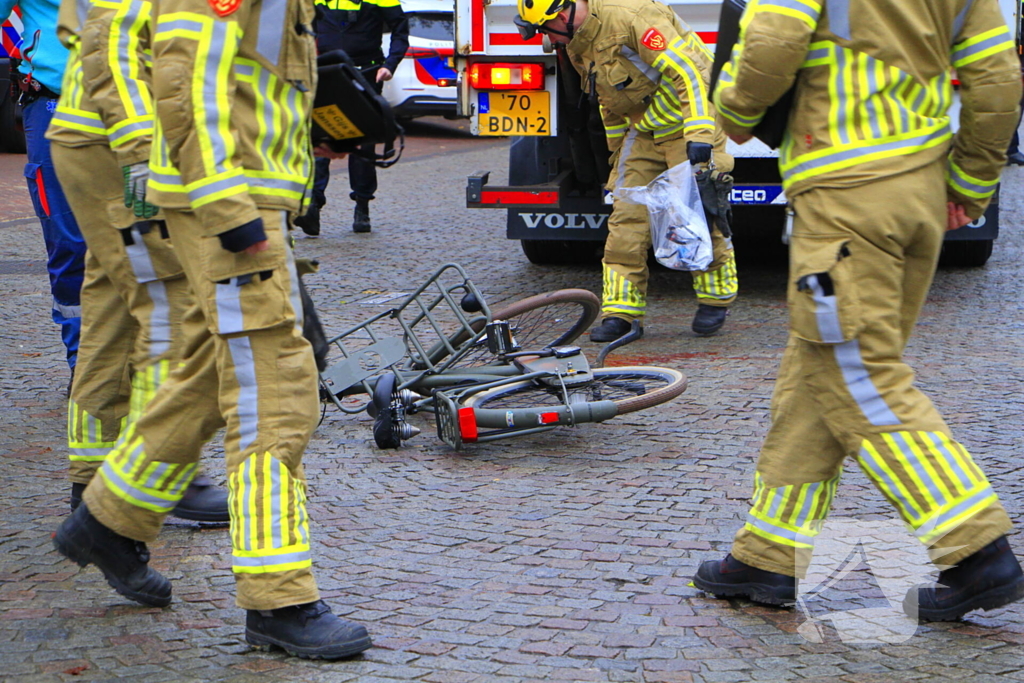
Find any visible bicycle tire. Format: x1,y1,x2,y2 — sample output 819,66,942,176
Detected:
451,289,601,367
462,366,687,415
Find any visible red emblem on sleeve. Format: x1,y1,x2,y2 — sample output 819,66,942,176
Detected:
209,0,241,17
641,28,666,51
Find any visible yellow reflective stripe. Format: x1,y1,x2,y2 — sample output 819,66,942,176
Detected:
952,26,1014,68
601,268,645,316
857,439,924,522
109,0,154,122
947,159,999,199
753,0,822,30
880,432,940,510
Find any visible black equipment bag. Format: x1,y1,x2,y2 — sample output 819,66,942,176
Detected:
710,0,795,150
311,50,404,167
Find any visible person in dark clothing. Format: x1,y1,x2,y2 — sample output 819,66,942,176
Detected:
297,0,409,235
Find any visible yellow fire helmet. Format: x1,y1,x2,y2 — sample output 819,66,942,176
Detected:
515,0,576,40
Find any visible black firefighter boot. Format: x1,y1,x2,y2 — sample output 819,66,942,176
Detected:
905,536,1024,621
353,199,371,233
70,473,229,523
692,304,729,336
590,317,641,343
53,502,172,607
294,201,322,236
693,554,797,606
246,600,372,660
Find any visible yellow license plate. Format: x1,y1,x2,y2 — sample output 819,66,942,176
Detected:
478,91,551,136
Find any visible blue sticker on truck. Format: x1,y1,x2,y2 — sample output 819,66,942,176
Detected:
478,92,489,114
729,185,786,205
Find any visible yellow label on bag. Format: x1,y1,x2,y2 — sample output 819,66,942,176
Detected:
312,105,363,140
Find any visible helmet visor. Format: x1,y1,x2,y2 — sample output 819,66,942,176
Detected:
514,15,539,41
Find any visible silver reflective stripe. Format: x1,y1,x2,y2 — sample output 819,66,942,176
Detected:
952,0,976,42
215,280,245,333
825,0,849,40
746,513,816,546
54,300,81,318
169,463,196,496
792,481,822,527
188,174,248,203
807,274,844,343
763,0,821,22
864,59,882,138
108,119,153,144
76,0,90,29
614,129,638,190
785,125,950,178
832,339,901,426
620,45,661,84
952,28,1013,65
145,281,172,357
256,0,288,65
241,457,254,550
283,215,303,333
250,177,307,194
914,484,993,539
228,336,260,452
857,444,921,521
125,225,158,282
233,548,312,568
52,110,104,128
660,47,706,117
204,21,233,175
833,47,850,145
100,460,178,510
891,432,947,506
70,447,113,457
150,169,184,186
766,489,784,518
158,17,205,33
270,458,282,548
116,1,151,118
254,67,283,174
806,46,830,61
144,462,171,489
923,432,972,489
949,169,996,197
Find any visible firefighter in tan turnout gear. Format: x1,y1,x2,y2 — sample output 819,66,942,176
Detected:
516,0,739,342
52,0,372,660
47,0,229,523
691,0,1024,620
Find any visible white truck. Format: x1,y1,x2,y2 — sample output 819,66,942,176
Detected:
452,0,1020,267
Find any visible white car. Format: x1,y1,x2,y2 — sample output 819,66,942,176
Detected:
383,0,456,120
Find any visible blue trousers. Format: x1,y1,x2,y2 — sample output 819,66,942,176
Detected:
23,96,85,368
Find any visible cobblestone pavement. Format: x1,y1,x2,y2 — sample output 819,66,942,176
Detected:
1,128,1023,682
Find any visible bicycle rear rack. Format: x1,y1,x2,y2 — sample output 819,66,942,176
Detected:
320,263,494,413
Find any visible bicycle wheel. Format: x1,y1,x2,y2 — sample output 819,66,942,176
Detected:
462,366,687,415
452,289,601,367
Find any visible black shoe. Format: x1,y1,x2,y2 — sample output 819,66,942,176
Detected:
53,502,172,607
171,474,230,522
1006,151,1024,166
905,536,1024,621
590,317,638,343
246,600,372,660
693,554,796,606
353,200,371,233
692,304,729,336
72,475,230,522
294,204,321,236
70,482,86,511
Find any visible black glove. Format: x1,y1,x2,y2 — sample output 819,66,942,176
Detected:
687,141,713,165
218,218,267,253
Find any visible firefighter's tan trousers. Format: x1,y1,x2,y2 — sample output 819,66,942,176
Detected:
82,208,321,610
52,144,193,485
604,129,738,320
731,161,1012,578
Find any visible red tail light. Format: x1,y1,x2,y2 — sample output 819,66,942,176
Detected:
468,62,545,90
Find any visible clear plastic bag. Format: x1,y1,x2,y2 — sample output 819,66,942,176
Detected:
616,162,712,271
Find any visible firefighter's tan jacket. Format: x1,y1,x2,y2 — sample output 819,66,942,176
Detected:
47,0,156,167
146,0,317,235
565,0,728,154
715,0,1021,218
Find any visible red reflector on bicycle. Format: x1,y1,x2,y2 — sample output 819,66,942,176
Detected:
539,412,560,424
458,407,478,442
